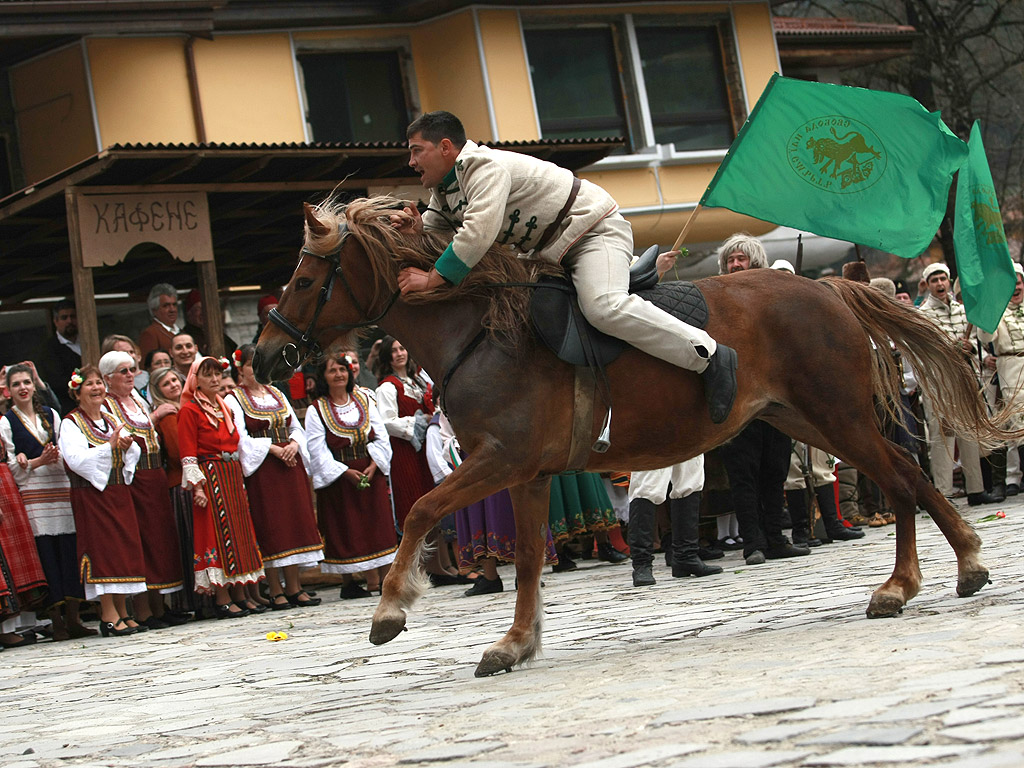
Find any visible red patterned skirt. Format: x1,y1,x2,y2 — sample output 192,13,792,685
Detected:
129,467,184,592
0,464,48,610
245,452,323,566
192,456,264,592
316,456,397,574
388,438,434,532
70,483,147,596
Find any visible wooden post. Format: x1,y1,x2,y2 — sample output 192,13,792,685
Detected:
671,204,703,252
197,259,225,357
65,188,100,365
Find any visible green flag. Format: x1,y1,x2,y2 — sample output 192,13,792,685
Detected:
701,73,967,258
953,121,1015,334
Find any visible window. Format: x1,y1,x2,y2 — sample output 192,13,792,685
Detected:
524,28,630,142
524,16,737,154
635,25,733,150
297,51,410,143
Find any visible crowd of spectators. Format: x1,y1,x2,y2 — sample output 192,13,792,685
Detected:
0,236,1017,647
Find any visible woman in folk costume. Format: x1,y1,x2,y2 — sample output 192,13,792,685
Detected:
226,345,323,610
373,336,435,532
99,351,187,629
306,354,396,599
1,363,91,641
374,336,461,582
178,356,264,618
59,365,148,637
149,367,195,603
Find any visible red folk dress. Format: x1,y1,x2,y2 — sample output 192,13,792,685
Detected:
177,399,264,592
305,391,396,573
104,393,184,593
227,385,323,568
0,438,47,611
58,410,147,599
375,374,435,532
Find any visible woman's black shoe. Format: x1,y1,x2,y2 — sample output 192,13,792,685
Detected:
99,619,136,638
285,590,322,607
552,551,578,573
427,572,459,587
142,616,171,630
237,600,267,614
340,583,372,600
214,602,249,619
269,595,294,611
596,541,629,564
129,621,150,632
159,611,190,626
464,576,503,597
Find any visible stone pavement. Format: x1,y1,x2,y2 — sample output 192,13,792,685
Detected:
3,499,1024,768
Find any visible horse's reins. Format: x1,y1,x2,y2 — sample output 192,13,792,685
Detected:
267,224,399,367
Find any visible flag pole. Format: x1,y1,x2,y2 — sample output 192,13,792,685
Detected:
671,204,703,252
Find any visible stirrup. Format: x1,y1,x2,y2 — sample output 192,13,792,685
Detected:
593,407,611,453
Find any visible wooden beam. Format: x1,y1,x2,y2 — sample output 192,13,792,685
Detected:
196,259,225,357
65,188,100,365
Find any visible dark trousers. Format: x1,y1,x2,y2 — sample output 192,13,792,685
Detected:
721,420,791,557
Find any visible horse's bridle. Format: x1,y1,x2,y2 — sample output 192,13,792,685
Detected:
267,224,399,368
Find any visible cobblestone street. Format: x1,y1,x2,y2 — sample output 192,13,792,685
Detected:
2,499,1023,768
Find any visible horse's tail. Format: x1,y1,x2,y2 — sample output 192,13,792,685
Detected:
818,276,1024,449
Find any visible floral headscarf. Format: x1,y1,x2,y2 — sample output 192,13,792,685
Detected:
182,356,235,433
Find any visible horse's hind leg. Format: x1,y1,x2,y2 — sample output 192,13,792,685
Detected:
914,468,989,597
475,475,552,677
370,449,511,646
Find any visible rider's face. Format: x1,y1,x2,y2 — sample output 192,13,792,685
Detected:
408,133,458,189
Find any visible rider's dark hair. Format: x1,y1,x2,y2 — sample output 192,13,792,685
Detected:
407,111,466,148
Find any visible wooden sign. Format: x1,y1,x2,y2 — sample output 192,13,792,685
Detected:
76,191,212,267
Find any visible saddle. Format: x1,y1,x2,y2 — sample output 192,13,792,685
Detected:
529,245,710,368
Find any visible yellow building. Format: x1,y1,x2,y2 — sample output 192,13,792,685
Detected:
5,1,782,251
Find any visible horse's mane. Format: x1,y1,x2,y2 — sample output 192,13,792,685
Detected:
304,195,561,348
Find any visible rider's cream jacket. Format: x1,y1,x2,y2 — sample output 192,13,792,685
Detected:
422,141,617,284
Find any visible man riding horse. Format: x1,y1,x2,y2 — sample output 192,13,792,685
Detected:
388,111,738,424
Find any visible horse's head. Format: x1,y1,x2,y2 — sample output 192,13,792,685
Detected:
253,199,403,383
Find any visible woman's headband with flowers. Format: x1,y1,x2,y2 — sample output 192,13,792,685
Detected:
218,357,231,372
69,368,84,391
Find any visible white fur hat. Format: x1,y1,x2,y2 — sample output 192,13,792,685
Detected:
1013,262,1023,277
770,259,795,273
922,262,950,281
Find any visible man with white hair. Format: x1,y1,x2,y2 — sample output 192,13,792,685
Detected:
918,262,999,505
138,283,181,359
978,261,1024,496
715,234,809,564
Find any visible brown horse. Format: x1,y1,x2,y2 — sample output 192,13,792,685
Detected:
255,196,1016,677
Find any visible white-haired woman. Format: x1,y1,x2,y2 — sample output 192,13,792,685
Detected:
59,365,147,637
99,351,186,629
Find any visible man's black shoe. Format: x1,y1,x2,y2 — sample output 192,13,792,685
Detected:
632,565,656,587
765,543,811,559
700,344,738,424
967,491,1002,506
1006,483,1020,496
825,526,866,541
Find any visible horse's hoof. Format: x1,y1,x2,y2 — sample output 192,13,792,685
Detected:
369,613,407,645
474,649,517,677
957,568,991,597
866,593,905,618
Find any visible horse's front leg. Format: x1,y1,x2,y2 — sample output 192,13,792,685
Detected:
369,448,511,645
475,475,552,677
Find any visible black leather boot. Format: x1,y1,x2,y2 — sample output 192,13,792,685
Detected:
628,498,657,586
670,493,722,577
817,484,865,541
700,344,738,424
786,489,822,547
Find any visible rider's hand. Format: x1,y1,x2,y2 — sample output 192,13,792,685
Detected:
398,268,446,295
389,205,423,234
656,250,681,280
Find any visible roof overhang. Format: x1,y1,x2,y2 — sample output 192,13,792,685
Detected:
0,138,622,310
